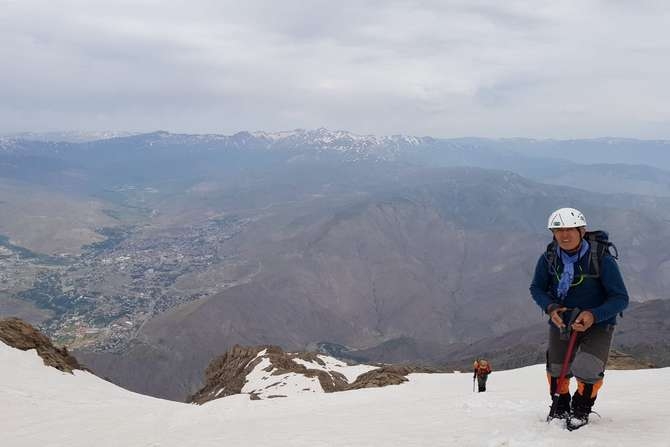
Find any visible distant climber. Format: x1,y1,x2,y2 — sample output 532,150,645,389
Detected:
473,358,492,392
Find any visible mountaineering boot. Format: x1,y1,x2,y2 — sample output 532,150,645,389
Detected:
547,393,571,420
546,375,571,421
566,409,589,431
567,383,597,431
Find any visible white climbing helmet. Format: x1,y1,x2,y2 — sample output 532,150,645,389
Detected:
547,207,587,230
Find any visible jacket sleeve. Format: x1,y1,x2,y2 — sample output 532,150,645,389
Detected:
589,255,629,323
530,254,554,313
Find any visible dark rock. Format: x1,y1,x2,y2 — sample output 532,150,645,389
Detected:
346,365,444,390
188,345,266,404
0,317,83,373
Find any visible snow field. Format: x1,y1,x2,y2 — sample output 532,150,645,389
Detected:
2,343,669,446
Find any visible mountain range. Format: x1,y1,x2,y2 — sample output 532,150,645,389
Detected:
1,129,669,401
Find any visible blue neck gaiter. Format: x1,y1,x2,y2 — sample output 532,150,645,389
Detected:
556,239,590,300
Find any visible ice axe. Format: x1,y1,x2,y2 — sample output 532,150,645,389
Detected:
547,307,581,422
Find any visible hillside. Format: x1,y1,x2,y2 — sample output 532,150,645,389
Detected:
2,132,670,401
76,171,670,400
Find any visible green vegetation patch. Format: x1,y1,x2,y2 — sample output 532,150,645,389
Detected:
83,226,133,253
17,273,94,318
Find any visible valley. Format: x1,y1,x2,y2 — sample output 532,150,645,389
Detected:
2,130,670,400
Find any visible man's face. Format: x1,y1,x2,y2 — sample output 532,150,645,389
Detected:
552,227,584,251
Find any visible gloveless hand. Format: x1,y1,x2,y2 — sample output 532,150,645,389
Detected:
571,310,595,332
549,306,567,329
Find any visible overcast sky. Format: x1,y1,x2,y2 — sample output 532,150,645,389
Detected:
2,0,669,138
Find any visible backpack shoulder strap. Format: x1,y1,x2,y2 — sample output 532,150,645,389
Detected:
584,230,624,317
583,231,619,279
544,241,559,276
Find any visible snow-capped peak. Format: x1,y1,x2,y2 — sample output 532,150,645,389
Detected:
253,128,424,147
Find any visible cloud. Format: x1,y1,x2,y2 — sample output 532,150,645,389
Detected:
1,0,670,138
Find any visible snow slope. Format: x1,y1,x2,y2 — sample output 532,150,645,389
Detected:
1,342,669,446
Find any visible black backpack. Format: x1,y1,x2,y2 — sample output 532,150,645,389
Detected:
545,230,619,279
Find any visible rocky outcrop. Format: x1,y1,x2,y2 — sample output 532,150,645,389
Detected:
0,317,83,373
189,345,348,403
345,365,442,389
267,348,350,393
190,344,261,403
188,344,432,404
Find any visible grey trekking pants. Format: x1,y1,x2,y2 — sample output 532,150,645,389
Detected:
546,323,614,384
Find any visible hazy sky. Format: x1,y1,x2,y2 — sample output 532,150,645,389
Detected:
2,0,669,138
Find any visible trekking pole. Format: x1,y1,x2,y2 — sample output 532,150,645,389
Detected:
473,375,476,393
547,311,580,422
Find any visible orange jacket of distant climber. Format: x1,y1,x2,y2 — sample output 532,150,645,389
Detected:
473,359,492,378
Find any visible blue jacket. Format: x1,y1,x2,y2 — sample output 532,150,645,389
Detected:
529,244,629,326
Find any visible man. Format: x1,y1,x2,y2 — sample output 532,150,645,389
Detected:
530,207,628,430
473,358,492,392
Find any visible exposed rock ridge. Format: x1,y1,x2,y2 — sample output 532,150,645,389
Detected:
188,345,265,404
267,348,349,393
0,317,83,373
189,344,439,404
348,365,423,389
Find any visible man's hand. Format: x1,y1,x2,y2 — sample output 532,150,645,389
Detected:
548,306,568,329
571,311,595,332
